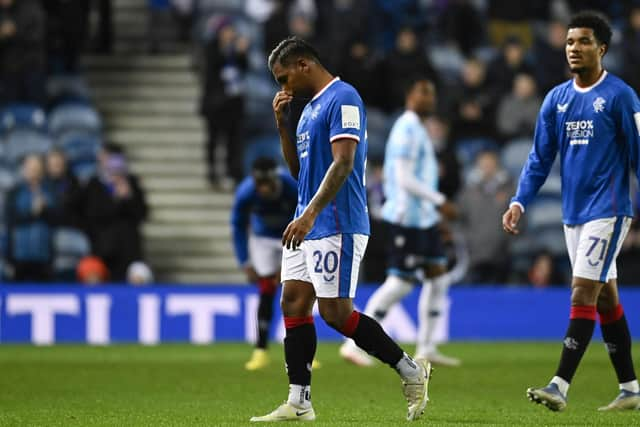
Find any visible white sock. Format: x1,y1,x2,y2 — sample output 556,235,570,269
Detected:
416,274,450,357
364,275,413,321
395,353,422,381
620,380,640,393
288,384,311,409
551,376,569,397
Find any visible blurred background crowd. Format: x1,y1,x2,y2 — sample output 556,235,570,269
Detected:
1,0,640,287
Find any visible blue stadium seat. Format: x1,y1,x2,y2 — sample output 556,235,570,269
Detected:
501,138,533,178
455,138,498,169
0,103,47,135
48,103,101,136
242,134,283,176
56,131,101,165
5,130,52,165
46,75,92,106
0,165,17,192
53,227,91,280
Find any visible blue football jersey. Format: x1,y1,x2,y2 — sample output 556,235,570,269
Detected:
381,111,441,228
295,78,370,239
230,171,298,265
512,71,640,225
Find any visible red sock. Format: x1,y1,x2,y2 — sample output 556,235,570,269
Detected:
340,311,360,337
599,304,624,325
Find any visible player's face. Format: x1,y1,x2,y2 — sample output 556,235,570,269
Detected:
565,27,605,74
255,178,277,199
410,81,436,116
272,59,313,98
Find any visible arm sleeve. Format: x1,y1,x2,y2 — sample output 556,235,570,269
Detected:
395,158,446,205
616,87,640,184
511,91,558,209
328,88,363,143
230,180,253,266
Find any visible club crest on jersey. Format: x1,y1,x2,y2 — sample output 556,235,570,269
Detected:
593,97,606,113
310,104,322,120
557,103,568,113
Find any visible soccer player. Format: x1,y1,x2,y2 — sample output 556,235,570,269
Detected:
250,36,431,422
231,157,298,370
339,77,460,367
502,11,640,411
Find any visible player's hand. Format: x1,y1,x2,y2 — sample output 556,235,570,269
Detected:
282,212,315,250
438,201,457,220
244,265,259,283
502,204,523,235
272,91,292,128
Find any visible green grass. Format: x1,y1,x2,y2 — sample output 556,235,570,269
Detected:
0,342,638,426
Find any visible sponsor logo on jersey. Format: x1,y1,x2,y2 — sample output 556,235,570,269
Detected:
565,120,594,145
297,131,310,155
593,96,606,113
557,103,569,113
341,105,360,130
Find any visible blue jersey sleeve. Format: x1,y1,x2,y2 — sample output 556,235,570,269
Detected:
327,88,363,143
230,178,254,266
512,91,559,209
615,86,640,185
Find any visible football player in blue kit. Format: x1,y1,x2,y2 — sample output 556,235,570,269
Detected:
231,157,298,370
250,36,431,422
503,11,640,411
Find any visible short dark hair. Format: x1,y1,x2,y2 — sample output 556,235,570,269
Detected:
268,36,321,72
403,75,432,97
568,11,612,47
251,157,278,181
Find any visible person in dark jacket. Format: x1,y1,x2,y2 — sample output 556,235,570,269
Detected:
81,144,148,282
45,149,82,228
0,0,46,105
199,17,249,187
6,154,58,282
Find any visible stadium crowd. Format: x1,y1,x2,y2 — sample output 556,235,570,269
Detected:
0,0,150,284
2,0,640,285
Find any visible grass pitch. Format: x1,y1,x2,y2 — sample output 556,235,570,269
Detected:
0,342,638,426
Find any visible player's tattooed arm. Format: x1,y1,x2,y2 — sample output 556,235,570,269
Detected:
281,138,356,249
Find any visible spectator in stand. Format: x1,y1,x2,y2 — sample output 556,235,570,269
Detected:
199,16,249,188
457,150,513,283
486,0,534,49
45,149,82,228
336,38,383,108
380,27,439,112
528,251,565,288
426,115,461,200
439,0,486,57
496,73,542,141
486,36,534,101
315,0,370,72
43,0,90,73
94,0,113,54
0,0,46,106
82,144,148,282
622,5,640,94
76,255,109,284
450,58,496,142
5,155,59,282
126,260,154,285
533,20,571,95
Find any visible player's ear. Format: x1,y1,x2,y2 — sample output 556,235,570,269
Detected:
297,57,310,73
599,42,607,57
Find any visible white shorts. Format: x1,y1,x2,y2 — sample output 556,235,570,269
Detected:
248,234,283,277
281,234,369,298
563,216,632,282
